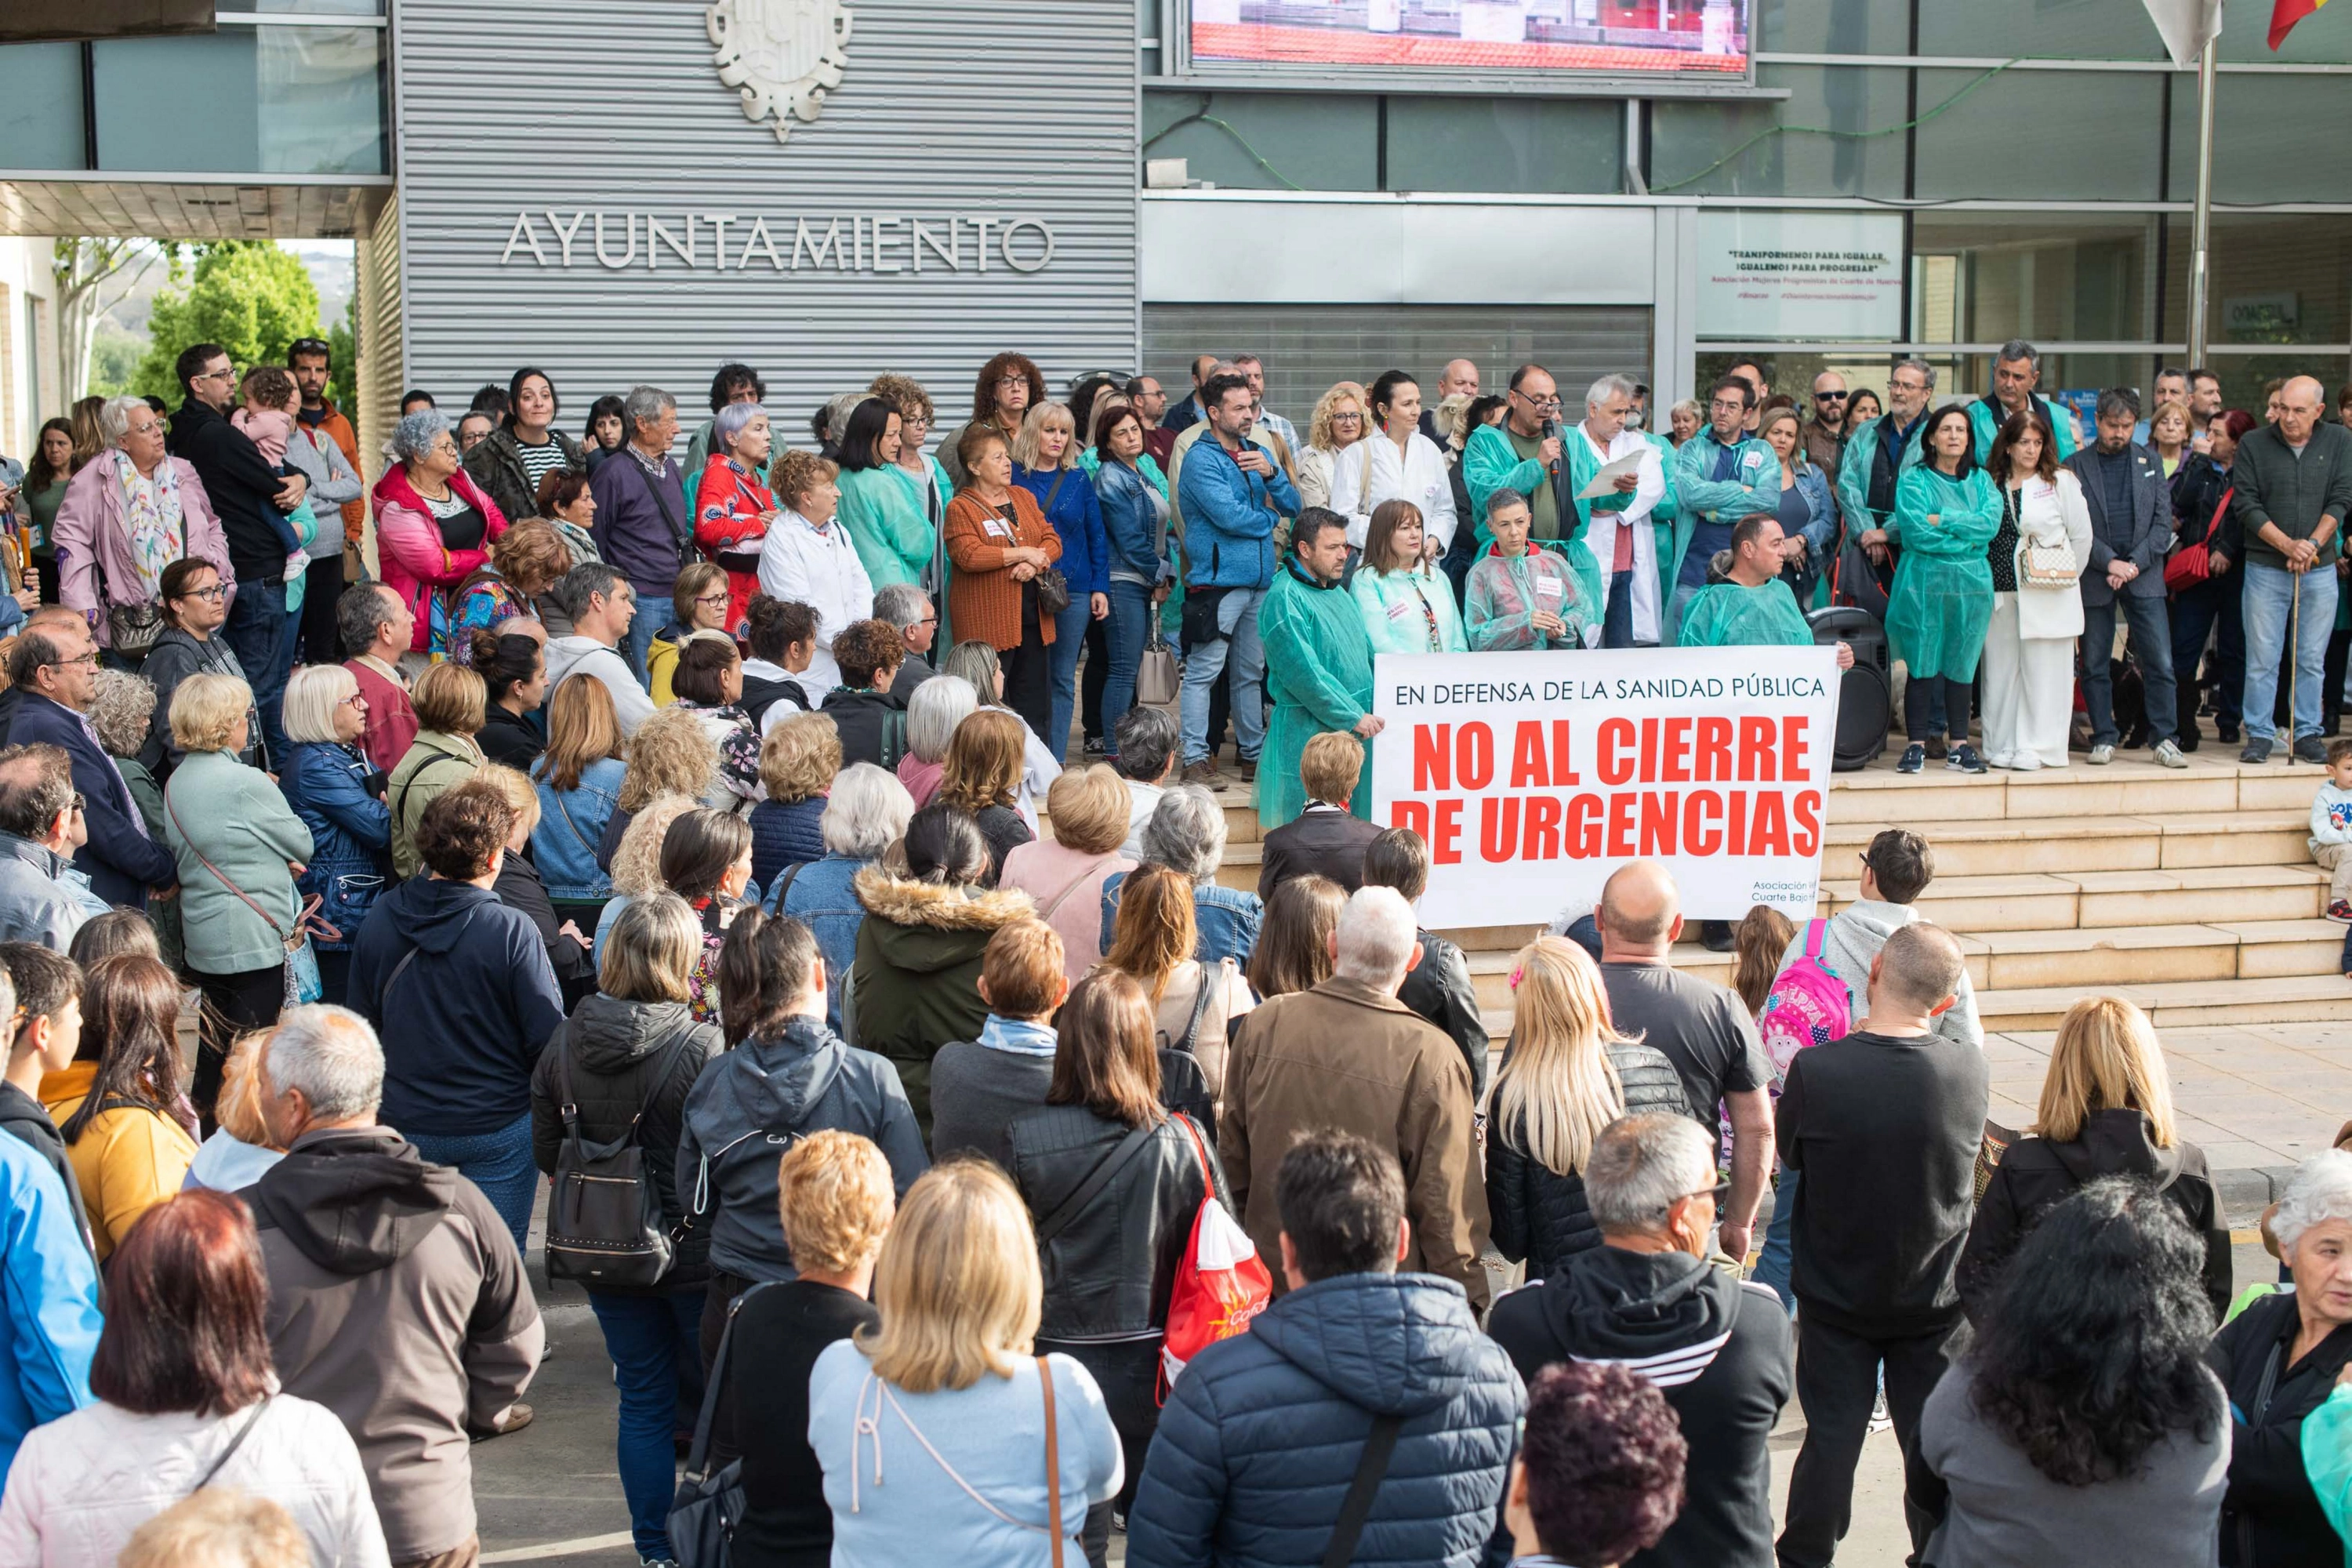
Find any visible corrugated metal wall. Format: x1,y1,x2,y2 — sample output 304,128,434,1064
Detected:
1143,304,1654,430
393,0,1138,433
354,195,402,572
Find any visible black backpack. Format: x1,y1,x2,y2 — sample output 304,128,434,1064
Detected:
545,1025,686,1289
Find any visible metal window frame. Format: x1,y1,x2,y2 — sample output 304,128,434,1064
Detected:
213,9,388,26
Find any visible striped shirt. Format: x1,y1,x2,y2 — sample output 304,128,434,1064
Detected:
514,437,567,499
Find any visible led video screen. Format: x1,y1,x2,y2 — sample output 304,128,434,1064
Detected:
1190,0,1750,74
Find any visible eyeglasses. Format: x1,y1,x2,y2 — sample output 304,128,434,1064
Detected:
337,691,368,710
68,793,85,815
995,375,1029,389
1512,389,1563,408
1682,1182,1732,1208
692,591,732,608
1709,399,1748,415
181,583,228,601
46,652,98,670
197,366,238,384
1814,391,1849,402
1330,411,1363,423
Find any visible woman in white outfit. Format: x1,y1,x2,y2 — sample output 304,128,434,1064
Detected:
1980,408,2092,770
757,447,876,702
1360,371,1459,558
1294,382,1373,539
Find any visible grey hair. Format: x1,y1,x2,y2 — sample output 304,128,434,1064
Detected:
390,409,452,464
267,1004,386,1122
940,639,1002,709
818,761,914,859
623,384,677,435
712,401,767,451
1893,356,1937,392
1995,339,2041,369
88,669,157,758
1142,784,1227,884
1485,486,1531,521
1333,885,1417,986
554,560,626,621
906,676,977,764
818,390,866,444
336,581,400,659
2274,1148,2352,1256
2096,387,2143,423
1114,706,1178,782
95,394,151,448
1585,1112,1715,1235
872,581,931,633
1584,373,1638,412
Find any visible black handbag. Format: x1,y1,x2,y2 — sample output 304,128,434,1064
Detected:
543,1029,682,1288
668,1281,773,1567
1033,470,1073,616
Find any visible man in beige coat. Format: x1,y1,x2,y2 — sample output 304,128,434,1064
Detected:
1220,885,1490,1307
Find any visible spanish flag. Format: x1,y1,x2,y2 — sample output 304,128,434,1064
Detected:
2273,0,2333,48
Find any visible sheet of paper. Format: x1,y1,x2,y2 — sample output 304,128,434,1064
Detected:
1575,450,1646,500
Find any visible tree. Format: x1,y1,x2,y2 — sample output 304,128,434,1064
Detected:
49,238,164,401
132,243,323,405
327,320,358,417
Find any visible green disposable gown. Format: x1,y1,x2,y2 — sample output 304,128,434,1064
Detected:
1352,564,1468,656
1257,559,1375,830
1676,578,1814,648
1466,546,1592,651
1886,464,2002,681
835,464,935,588
1965,391,2080,466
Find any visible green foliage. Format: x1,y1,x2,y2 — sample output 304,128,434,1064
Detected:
85,326,144,400
131,242,323,405
327,320,358,416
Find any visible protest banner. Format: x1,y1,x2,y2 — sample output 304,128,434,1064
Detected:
1368,645,1838,928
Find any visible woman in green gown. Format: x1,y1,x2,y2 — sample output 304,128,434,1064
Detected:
1889,404,2002,775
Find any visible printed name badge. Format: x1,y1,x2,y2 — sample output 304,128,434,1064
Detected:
1536,578,1563,601
982,517,1014,539
1387,599,1413,621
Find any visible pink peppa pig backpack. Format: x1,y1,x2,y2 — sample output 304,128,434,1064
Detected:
1756,918,1851,1091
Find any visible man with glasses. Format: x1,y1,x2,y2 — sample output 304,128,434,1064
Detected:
1569,374,1671,650
1464,363,1571,550
1122,376,1175,468
1835,355,1938,588
1668,376,1782,644
167,341,308,767
1803,371,1852,480
4,625,176,911
1773,921,1987,1568
873,582,939,700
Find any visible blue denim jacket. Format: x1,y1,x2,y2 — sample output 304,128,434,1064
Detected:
770,852,875,1033
277,741,391,951
533,756,626,902
1098,870,1262,966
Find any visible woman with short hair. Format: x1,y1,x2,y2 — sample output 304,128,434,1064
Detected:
1917,1180,2228,1568
470,764,595,1008
741,593,819,725
1352,498,1468,655
159,672,314,1120
898,673,977,808
1101,862,1254,1100
1958,996,2228,1325
41,955,199,1260
1097,784,1261,967
54,395,231,656
528,891,724,1566
1014,402,1110,764
387,661,486,880
750,711,840,892
136,556,258,775
1243,873,1343,1002
757,448,873,699
1668,397,1704,448
938,707,1036,886
945,428,1062,742
651,807,756,1022
448,518,568,663
771,762,914,1036
695,401,778,637
372,408,509,660
0,1189,386,1567
532,673,629,921
806,1160,1123,1566
835,396,934,591
819,619,910,772
1000,764,1135,978
463,365,586,532
1006,970,1225,1559
1485,936,1688,1280
671,631,764,814
648,561,734,707
532,467,603,632
277,661,390,1007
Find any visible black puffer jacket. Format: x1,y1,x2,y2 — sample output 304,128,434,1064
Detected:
1957,1106,2232,1327
1486,1040,1688,1280
529,993,724,1294
2207,1287,2352,1568
1006,1105,1224,1340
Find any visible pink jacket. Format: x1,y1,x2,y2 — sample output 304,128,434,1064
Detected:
53,454,234,647
369,465,509,653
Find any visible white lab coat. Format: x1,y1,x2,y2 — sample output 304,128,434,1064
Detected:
1571,423,1668,643
1360,430,1460,552
757,508,875,700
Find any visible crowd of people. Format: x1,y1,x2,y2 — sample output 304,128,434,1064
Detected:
0,337,2343,1568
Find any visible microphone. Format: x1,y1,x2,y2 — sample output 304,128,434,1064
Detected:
1543,416,1561,477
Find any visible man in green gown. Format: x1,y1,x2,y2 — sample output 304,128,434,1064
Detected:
1257,508,1381,830
1679,514,1855,670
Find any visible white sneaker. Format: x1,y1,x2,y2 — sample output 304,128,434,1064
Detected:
1869,1389,1893,1432
2087,743,2115,765
2153,739,2189,769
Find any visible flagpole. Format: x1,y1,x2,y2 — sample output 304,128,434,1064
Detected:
2188,34,2217,366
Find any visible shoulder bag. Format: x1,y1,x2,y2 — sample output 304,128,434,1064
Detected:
544,1025,687,1288
1136,633,1181,709
1033,473,1073,618
2165,482,2232,593
668,1280,772,1567
1322,1411,1406,1568
640,459,699,572
92,542,164,659
187,1396,272,1496
162,786,320,1011
2017,486,2082,589
1033,1120,1160,1246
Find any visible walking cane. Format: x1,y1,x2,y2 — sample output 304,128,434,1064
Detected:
2291,567,2303,752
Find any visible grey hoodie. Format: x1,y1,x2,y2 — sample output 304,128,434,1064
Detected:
543,633,655,736
1778,897,1982,1051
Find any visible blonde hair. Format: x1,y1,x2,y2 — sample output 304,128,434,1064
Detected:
117,1488,308,1568
411,659,486,735
1011,401,1079,471
771,448,840,511
609,793,699,897
538,672,627,793
780,1130,896,1277
1308,382,1369,450
2148,398,2192,448
464,763,542,837
169,672,254,754
2036,995,2176,1148
1043,764,1129,856
1299,731,1364,807
855,1159,1040,1394
280,662,358,747
1492,936,1635,1177
619,706,718,811
598,889,699,1003
213,1031,281,1152
938,707,1025,815
760,711,842,804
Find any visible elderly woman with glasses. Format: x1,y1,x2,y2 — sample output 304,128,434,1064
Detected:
55,394,232,655
136,555,263,777
371,408,510,662
694,400,777,638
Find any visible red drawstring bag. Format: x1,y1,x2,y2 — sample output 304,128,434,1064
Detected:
2165,484,2232,593
1159,1115,1272,1400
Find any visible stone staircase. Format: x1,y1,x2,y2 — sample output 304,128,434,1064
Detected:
1174,750,2352,1036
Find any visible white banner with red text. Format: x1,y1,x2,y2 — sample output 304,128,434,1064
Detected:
1368,647,1838,929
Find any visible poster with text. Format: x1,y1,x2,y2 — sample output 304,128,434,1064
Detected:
1694,209,1904,343
1369,646,1838,929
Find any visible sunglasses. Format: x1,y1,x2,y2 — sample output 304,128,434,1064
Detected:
1815,391,1849,402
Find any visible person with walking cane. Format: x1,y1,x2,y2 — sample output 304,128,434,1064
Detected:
2230,377,2352,764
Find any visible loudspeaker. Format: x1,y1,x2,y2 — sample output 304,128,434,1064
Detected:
1809,605,1889,771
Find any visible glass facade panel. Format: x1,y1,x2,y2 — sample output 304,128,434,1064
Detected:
0,42,85,172
1911,211,2158,345
2160,213,2352,348
93,27,384,175
1142,92,1377,191
1918,0,2164,60
2220,1,2352,62
1385,96,1621,194
1913,68,2164,201
2166,74,2352,205
1750,0,1909,55
240,0,387,13
1650,64,1907,198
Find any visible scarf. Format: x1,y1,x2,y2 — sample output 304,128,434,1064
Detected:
979,1014,1059,1057
111,449,185,597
